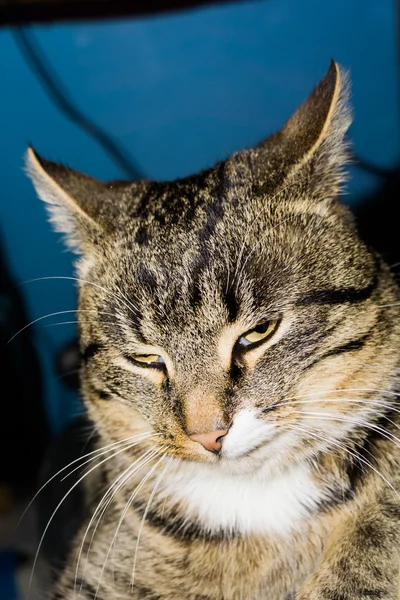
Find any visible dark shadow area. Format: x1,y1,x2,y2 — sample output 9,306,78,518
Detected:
0,234,49,499
354,164,400,270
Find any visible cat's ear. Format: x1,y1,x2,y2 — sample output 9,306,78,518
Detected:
26,147,134,253
255,60,351,197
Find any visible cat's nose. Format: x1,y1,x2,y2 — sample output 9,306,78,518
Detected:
190,429,228,453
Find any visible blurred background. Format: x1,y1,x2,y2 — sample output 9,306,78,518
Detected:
0,0,399,598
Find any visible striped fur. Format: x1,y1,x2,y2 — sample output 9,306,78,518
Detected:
27,62,399,599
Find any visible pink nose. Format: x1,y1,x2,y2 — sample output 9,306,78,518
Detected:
190,429,228,453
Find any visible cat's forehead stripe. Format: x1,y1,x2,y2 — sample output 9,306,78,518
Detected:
296,264,379,306
224,285,239,323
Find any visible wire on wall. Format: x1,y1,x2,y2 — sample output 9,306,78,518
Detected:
13,25,396,182
12,27,145,180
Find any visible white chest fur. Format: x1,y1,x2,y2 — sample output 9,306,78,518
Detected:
160,461,324,537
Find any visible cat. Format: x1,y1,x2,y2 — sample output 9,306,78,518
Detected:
27,61,400,600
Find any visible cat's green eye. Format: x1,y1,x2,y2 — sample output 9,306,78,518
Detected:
238,320,279,348
128,354,165,368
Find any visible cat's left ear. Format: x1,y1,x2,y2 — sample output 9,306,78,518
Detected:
254,60,351,197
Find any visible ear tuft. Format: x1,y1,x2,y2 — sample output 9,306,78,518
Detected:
26,147,104,253
283,60,351,170
255,61,352,196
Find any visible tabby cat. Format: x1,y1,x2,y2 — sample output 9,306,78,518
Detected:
27,61,400,600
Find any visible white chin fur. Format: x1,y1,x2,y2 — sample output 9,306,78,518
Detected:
161,459,323,537
160,410,325,537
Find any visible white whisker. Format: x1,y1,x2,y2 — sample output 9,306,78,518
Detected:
131,456,172,587
76,445,160,594
94,451,164,599
266,397,400,419
7,309,115,345
110,451,164,570
19,275,140,319
62,434,158,482
298,412,400,450
264,387,400,413
285,423,399,499
375,302,400,308
41,320,114,328
18,434,151,528
28,437,153,596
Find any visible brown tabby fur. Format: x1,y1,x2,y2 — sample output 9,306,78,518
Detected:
27,62,400,599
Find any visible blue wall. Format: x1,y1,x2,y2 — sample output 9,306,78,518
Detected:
1,0,398,433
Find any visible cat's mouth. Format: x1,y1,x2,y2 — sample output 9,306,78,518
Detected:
164,408,290,473
183,429,293,477
209,408,277,459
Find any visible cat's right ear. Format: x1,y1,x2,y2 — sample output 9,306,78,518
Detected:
26,146,131,254
253,61,351,198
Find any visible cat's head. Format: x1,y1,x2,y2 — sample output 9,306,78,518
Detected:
27,62,399,477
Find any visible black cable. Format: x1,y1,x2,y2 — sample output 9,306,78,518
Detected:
12,27,144,180
348,151,394,178
12,26,394,181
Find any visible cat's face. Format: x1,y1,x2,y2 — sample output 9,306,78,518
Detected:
27,62,399,477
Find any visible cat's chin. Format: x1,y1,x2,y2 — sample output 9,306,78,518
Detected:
218,448,288,477
217,455,272,477
192,437,294,478
217,420,298,476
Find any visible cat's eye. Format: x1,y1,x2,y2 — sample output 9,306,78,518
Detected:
237,320,279,349
127,354,165,369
